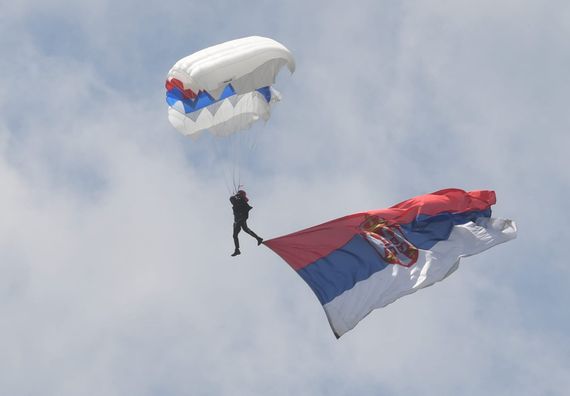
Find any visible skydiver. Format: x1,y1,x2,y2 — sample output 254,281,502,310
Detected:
230,190,263,256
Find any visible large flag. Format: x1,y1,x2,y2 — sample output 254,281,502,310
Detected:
265,189,517,338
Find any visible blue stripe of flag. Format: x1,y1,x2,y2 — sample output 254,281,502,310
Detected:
298,209,492,305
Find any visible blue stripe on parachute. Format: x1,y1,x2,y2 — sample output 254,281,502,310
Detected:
256,86,272,102
166,85,271,114
298,208,492,305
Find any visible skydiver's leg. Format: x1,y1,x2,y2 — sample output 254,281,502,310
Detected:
242,221,263,245
232,222,241,256
233,222,241,249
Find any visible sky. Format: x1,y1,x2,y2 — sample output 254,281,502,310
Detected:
1,0,569,395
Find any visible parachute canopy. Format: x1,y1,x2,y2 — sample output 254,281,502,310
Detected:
166,36,295,138
265,189,517,338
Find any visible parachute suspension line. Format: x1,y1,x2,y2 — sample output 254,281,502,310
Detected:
229,133,235,193
237,129,244,190
230,132,240,194
235,132,241,192
210,135,233,195
236,132,241,193
249,121,261,151
234,99,245,192
237,93,257,188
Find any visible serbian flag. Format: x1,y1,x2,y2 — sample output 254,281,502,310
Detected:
265,189,517,338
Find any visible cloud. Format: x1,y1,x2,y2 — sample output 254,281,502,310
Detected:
1,1,569,395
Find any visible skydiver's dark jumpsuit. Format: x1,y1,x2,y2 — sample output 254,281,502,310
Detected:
231,194,263,253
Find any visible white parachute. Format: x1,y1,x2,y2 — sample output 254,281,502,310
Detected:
166,36,295,138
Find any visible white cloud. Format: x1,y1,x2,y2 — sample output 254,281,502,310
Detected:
1,1,569,395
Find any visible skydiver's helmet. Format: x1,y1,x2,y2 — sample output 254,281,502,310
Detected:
237,190,248,202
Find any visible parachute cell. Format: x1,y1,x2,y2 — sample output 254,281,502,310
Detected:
166,36,295,138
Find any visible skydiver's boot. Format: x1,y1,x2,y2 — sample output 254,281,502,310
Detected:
231,248,241,257
256,237,263,246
